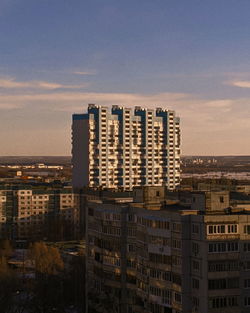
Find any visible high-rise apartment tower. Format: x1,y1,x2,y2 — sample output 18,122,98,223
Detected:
72,104,180,190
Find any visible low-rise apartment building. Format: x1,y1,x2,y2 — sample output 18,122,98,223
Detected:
0,184,77,241
0,190,7,236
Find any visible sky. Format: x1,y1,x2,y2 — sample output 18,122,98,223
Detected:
0,0,249,156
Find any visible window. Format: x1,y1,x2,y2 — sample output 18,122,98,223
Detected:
101,226,121,236
172,239,181,249
162,271,172,281
149,235,167,246
207,224,238,235
192,243,199,256
103,255,120,266
105,213,111,220
127,228,136,237
244,243,250,252
208,242,239,253
192,278,199,289
149,286,160,297
220,196,224,203
192,260,200,271
245,297,250,306
228,224,238,233
208,278,239,290
128,244,135,252
172,256,182,266
209,297,238,309
246,261,250,270
244,225,250,234
127,259,136,268
128,214,133,222
244,279,250,289
192,297,199,309
162,290,172,305
149,253,171,265
228,278,239,288
228,296,238,307
149,303,168,313
208,260,239,272
172,223,181,232
113,214,120,221
174,292,182,304
172,273,182,286
192,224,199,234
227,242,239,251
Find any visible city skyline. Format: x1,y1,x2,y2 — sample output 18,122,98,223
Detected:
0,0,250,155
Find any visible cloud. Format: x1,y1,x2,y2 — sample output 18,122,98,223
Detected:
0,90,249,155
204,100,233,108
0,91,189,112
0,78,88,90
73,70,96,75
0,91,244,119
228,80,250,88
0,79,31,89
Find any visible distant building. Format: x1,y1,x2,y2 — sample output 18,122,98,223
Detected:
0,190,7,236
72,104,181,190
198,182,250,195
0,184,78,241
86,187,250,313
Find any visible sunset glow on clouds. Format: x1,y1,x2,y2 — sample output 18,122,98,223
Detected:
0,0,249,155
0,80,249,155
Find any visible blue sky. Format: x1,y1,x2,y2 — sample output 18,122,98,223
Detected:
0,0,249,155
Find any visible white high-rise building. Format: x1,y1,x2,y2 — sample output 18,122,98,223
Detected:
72,104,180,190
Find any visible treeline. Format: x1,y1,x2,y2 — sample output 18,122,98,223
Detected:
181,177,250,189
0,240,85,313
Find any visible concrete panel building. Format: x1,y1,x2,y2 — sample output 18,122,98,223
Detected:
86,187,250,313
0,184,77,241
72,104,181,190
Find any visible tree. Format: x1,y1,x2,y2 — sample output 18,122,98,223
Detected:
0,256,18,313
0,239,13,259
62,251,86,312
29,242,64,276
28,242,65,313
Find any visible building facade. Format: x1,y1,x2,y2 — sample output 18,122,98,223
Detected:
72,104,180,190
86,187,250,313
0,184,77,241
0,190,7,236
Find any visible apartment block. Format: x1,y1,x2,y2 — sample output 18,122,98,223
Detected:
0,184,77,241
86,187,250,313
0,190,7,236
72,104,180,190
